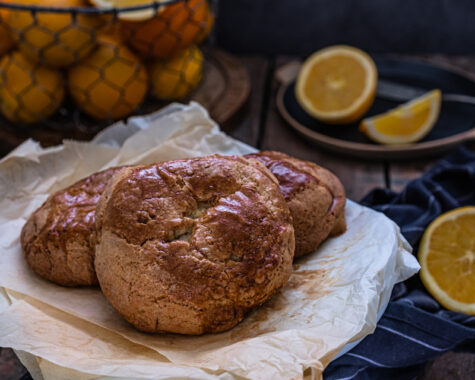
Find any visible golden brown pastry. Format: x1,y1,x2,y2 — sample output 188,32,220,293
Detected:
245,151,346,257
21,167,123,287
94,155,294,335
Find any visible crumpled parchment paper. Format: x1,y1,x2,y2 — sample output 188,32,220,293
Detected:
0,103,420,380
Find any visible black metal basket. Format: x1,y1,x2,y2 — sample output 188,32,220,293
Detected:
0,0,215,138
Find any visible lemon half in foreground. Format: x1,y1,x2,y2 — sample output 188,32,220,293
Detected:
295,45,378,124
418,207,475,315
360,89,441,145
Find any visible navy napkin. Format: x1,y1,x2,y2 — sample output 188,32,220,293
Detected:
324,146,475,380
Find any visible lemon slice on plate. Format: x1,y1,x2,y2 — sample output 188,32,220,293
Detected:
360,89,441,145
295,45,378,124
418,206,475,315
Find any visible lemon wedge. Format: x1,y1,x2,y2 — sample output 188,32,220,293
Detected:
360,89,441,145
418,206,475,315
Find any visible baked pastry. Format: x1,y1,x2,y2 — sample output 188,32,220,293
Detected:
21,167,123,287
245,151,346,257
94,155,294,335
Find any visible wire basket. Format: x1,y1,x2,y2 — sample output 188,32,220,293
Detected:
0,0,215,137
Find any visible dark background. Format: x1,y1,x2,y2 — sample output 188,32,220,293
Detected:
215,0,475,55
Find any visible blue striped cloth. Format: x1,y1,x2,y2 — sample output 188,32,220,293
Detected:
324,146,475,380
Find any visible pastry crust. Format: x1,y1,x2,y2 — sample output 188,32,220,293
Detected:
245,151,346,257
94,155,295,335
21,167,122,286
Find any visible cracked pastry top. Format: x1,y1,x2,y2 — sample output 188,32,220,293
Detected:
94,155,295,335
245,151,346,257
21,167,123,287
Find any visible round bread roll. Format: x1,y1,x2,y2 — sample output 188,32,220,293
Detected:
94,155,294,335
21,167,123,287
245,151,346,257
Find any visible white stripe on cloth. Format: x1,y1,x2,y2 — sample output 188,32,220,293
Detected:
457,191,473,202
398,298,415,307
402,226,425,233
346,353,392,368
380,195,437,221
437,159,451,168
430,184,459,205
419,195,437,220
378,203,392,212
377,324,450,352
466,164,474,177
335,366,369,380
463,316,475,324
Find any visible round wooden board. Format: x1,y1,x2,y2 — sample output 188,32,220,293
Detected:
0,49,250,155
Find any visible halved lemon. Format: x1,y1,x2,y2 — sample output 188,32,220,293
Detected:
295,45,378,124
89,0,165,21
360,89,441,145
418,207,475,315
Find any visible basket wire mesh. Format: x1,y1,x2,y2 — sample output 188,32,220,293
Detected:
0,0,215,135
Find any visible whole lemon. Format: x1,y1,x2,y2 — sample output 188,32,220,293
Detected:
149,45,203,100
195,8,214,44
0,4,14,56
7,0,102,68
68,36,148,120
0,51,65,123
120,0,210,59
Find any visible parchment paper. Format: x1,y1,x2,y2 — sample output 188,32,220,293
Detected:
0,103,420,380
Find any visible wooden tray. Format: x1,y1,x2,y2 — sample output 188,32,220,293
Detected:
0,49,250,156
276,57,475,160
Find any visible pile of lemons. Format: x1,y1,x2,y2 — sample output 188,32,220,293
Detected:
0,0,212,123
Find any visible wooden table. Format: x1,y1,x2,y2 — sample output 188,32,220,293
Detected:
1,53,474,380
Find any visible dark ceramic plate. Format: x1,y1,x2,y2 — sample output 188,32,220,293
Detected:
277,57,475,159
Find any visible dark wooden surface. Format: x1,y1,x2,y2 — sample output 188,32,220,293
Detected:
0,53,474,379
